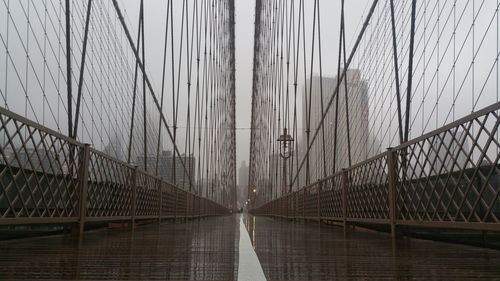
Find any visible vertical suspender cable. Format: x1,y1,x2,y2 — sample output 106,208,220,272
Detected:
341,0,352,167
65,0,73,138
405,0,417,142
73,0,93,140
389,0,404,144
126,3,144,164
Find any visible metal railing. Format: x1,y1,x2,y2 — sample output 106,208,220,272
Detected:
0,106,229,234
251,102,500,235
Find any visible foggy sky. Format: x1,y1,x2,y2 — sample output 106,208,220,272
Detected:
2,0,498,180
119,0,373,169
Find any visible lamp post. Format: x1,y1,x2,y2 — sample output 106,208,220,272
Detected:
251,187,257,208
277,128,294,196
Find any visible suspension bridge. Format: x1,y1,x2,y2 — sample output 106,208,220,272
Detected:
0,0,499,280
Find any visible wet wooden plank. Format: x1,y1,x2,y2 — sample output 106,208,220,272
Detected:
247,216,500,281
2,215,499,280
0,216,238,281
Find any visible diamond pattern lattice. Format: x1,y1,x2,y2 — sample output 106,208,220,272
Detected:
0,110,80,220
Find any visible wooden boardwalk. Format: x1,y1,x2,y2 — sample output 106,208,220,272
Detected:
0,215,499,280
247,216,500,280
0,216,238,280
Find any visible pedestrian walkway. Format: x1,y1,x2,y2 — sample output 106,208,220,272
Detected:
1,215,499,280
247,216,500,280
0,216,238,280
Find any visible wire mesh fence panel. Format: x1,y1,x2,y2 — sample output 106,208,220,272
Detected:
0,108,81,222
347,154,390,221
303,185,319,218
135,171,160,217
86,150,133,219
252,103,500,233
176,191,188,218
395,104,500,225
160,182,178,217
320,174,343,220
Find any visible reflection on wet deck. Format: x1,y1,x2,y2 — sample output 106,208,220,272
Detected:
0,216,238,280
1,215,500,280
246,216,500,281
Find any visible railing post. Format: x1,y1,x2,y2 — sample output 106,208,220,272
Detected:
387,148,398,238
185,192,190,220
131,166,138,229
195,195,198,218
286,193,293,219
193,194,196,217
158,178,162,224
174,187,178,220
317,182,321,223
275,198,278,216
77,143,91,236
202,198,205,217
302,190,305,220
195,195,199,218
342,168,348,229
198,196,201,218
280,196,284,217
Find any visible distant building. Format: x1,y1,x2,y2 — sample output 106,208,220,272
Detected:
238,161,248,187
103,134,124,161
302,70,369,183
3,147,63,174
428,129,470,175
136,150,195,189
238,161,249,207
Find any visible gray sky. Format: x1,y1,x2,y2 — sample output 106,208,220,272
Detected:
120,0,260,166
235,0,255,168
120,0,373,168
1,0,498,179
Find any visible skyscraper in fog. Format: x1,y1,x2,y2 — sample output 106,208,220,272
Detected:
302,70,369,182
238,161,249,187
238,161,249,207
137,150,195,189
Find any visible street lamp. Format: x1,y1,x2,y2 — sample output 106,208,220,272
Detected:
277,128,294,159
277,128,294,195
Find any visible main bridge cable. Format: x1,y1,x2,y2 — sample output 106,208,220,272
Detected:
141,0,147,172
111,0,193,189
126,1,144,164
289,0,299,193
332,0,342,175
389,0,404,144
172,0,188,187
304,0,325,185
290,0,380,187
191,0,202,196
284,0,295,193
65,0,72,139
73,0,93,140
405,0,417,143
291,0,303,192
316,0,328,180
341,0,352,168
183,0,194,193
248,0,262,205
155,0,172,177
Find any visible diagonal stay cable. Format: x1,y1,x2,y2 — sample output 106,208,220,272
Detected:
111,0,193,189
291,0,380,186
